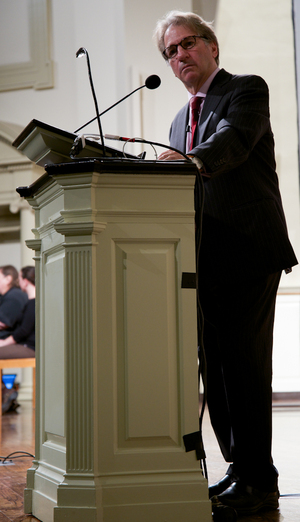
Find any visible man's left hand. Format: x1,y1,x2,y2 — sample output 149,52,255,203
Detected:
158,149,186,161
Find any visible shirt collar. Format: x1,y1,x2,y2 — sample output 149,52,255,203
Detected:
188,67,220,101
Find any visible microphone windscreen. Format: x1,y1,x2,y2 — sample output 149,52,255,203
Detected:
76,47,87,58
145,75,161,90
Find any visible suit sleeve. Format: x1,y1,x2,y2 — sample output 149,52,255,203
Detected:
190,75,274,177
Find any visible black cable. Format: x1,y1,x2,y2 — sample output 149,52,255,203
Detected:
69,133,192,162
0,451,35,464
194,170,208,479
120,136,192,161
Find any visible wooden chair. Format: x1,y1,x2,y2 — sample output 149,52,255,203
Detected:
0,358,36,414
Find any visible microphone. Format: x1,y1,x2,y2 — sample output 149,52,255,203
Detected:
144,75,161,90
74,74,161,134
104,134,191,161
76,47,106,156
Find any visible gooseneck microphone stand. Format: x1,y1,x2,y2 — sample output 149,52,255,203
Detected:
74,74,161,134
76,47,106,156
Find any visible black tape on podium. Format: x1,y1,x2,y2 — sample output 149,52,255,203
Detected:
181,272,197,289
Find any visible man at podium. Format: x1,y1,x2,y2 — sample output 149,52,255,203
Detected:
154,10,297,517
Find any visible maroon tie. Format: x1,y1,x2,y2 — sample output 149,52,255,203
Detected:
189,96,203,150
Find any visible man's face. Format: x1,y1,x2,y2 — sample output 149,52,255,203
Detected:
164,24,218,94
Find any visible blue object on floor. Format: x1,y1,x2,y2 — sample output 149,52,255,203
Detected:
2,374,17,390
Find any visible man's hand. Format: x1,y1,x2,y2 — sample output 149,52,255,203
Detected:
0,321,7,330
158,149,186,161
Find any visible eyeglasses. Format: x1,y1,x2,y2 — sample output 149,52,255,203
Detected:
163,35,205,60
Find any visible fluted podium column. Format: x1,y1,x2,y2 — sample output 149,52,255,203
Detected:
18,159,211,522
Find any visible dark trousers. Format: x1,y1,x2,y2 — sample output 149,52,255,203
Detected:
198,266,281,491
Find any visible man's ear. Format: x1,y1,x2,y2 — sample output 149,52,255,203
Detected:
210,41,218,59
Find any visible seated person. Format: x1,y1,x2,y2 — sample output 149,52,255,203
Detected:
0,266,35,358
0,265,28,340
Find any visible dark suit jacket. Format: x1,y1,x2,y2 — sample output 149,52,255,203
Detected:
169,69,298,278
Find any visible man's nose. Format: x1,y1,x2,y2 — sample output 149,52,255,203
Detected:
177,45,189,60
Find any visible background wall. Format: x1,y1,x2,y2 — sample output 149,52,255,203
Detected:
0,0,299,392
294,0,300,172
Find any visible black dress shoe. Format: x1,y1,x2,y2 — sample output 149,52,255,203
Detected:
208,473,235,498
217,481,279,515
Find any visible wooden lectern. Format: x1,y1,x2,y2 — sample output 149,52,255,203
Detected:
14,122,211,522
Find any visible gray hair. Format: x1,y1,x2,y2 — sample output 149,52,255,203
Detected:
153,10,219,65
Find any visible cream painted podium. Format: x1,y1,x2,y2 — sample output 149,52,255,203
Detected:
17,157,211,522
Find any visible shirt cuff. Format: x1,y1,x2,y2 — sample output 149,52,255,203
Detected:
187,155,210,177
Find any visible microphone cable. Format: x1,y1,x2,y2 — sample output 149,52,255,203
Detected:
103,134,192,161
194,167,208,480
69,133,193,162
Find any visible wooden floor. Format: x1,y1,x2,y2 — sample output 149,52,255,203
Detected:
0,401,37,522
0,399,299,521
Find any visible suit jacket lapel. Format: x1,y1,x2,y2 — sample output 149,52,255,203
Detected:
175,104,189,152
198,69,232,143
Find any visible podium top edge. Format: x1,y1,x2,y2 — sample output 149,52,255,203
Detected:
16,158,197,198
12,119,76,148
